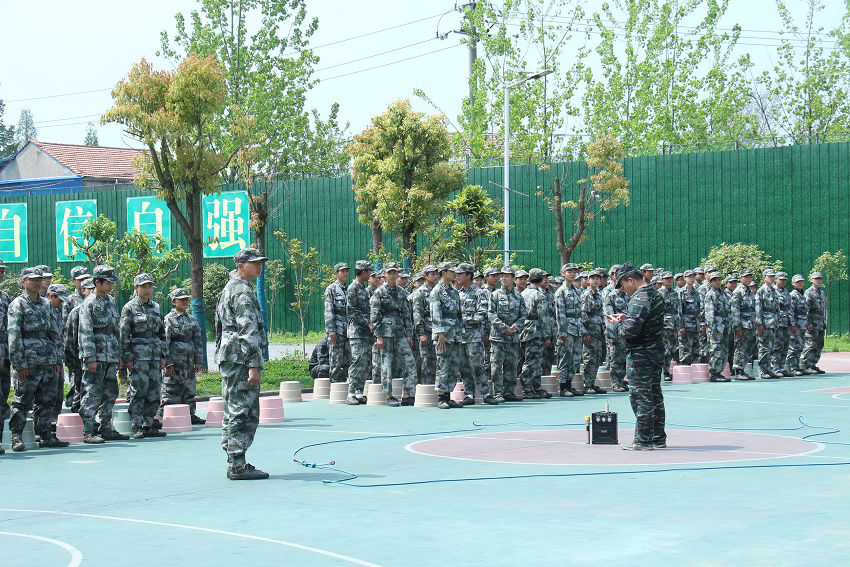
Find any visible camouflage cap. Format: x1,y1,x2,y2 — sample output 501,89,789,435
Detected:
371,270,384,278
650,275,660,284
792,274,805,283
662,271,673,279
483,267,499,277
93,265,118,283
20,267,43,279
609,264,620,275
47,283,68,297
550,276,564,287
683,270,695,277
133,272,155,286
590,268,605,278
561,262,579,273
748,280,758,287
414,272,425,282
499,265,516,276
80,277,95,290
725,274,738,283
739,269,753,278
614,262,641,288
170,288,191,300
423,265,438,274
399,271,410,278
694,267,705,274
577,272,587,279
333,262,350,273
639,263,654,272
234,247,268,264
354,260,373,271
709,271,723,281
515,269,529,278
762,268,776,277
528,268,545,282
384,262,400,273
35,265,53,277
454,262,475,274
810,271,823,280
435,261,452,273
674,272,684,280
474,271,482,279
776,271,788,280
70,266,91,280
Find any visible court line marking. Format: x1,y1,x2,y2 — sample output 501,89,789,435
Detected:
0,530,83,567
664,395,850,408
0,509,381,567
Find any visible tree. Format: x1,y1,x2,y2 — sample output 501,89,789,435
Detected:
0,97,16,156
701,243,781,277
548,134,629,263
424,184,504,267
274,230,331,355
348,99,464,259
812,249,847,327
84,122,99,146
15,109,36,149
263,258,285,332
103,55,238,368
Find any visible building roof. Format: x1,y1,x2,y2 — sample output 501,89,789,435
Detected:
30,140,142,180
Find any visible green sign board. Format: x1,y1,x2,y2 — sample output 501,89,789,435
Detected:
203,190,250,258
0,203,28,263
55,199,97,262
127,196,171,255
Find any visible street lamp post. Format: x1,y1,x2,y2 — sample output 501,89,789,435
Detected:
502,68,553,266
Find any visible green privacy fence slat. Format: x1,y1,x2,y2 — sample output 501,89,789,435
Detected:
3,142,848,334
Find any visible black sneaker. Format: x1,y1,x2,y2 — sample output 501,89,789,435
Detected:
622,442,654,451
523,390,541,400
447,399,464,408
792,370,805,377
227,464,269,480
536,389,552,399
569,388,584,397
653,441,668,449
588,385,607,394
612,384,628,393
386,396,401,407
663,374,672,382
761,372,780,379
102,430,130,441
709,375,731,382
437,394,451,409
560,387,574,397
462,396,475,406
132,428,145,440
83,434,105,444
345,395,361,405
191,414,206,425
815,367,826,374
11,435,26,452
401,397,415,406
483,395,499,405
39,436,70,448
502,392,523,402
584,386,597,394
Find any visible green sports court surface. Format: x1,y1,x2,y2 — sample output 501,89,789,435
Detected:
3,353,850,566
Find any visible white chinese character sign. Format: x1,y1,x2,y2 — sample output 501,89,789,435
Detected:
55,200,97,262
127,196,172,255
203,190,250,258
0,203,28,263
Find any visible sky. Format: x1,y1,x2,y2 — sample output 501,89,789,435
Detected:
0,0,845,151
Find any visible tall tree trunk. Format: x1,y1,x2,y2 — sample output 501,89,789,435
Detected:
370,218,383,253
183,190,209,370
402,226,417,267
553,177,568,265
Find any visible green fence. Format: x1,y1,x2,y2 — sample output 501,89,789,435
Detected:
2,141,848,334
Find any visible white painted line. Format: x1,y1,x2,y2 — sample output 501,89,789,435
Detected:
0,509,381,567
665,395,850,408
0,531,83,567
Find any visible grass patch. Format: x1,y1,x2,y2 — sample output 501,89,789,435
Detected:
824,334,850,352
267,331,325,345
195,354,312,397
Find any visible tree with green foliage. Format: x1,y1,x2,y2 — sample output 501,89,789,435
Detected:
15,109,36,149
103,55,238,367
348,99,464,259
263,258,285,332
424,184,503,267
812,250,847,326
183,262,230,335
84,122,99,146
701,243,781,277
0,97,17,156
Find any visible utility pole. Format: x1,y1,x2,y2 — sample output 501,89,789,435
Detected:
437,2,478,101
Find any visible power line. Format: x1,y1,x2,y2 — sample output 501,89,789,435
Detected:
34,113,101,125
317,43,463,82
315,37,437,72
5,87,112,103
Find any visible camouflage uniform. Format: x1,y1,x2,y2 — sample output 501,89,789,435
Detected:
658,283,681,377
7,271,62,440
697,278,711,362
731,282,757,372
0,284,11,430
489,274,526,398
430,273,462,395
161,289,203,417
580,284,605,388
45,286,67,422
458,277,491,398
704,283,730,378
79,267,122,436
555,275,584,390
677,283,701,365
371,274,416,396
120,275,167,431
479,278,496,384
324,270,351,383
368,281,381,385
755,280,779,375
787,280,808,372
346,271,373,397
772,276,793,373
622,278,666,447
62,282,87,409
603,287,629,388
215,252,268,471
802,279,826,371
520,275,550,394
542,284,557,375
412,277,436,385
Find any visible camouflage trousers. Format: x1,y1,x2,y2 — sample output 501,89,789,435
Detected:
371,338,381,383
708,330,729,376
220,362,260,469
607,335,627,387
65,364,84,413
80,362,118,436
490,341,519,396
786,329,804,371
435,340,461,394
0,359,9,425
580,333,604,388
9,365,56,437
459,340,491,398
52,367,65,422
347,337,372,396
483,337,492,383
627,346,666,445
127,360,162,429
757,327,777,374
772,326,791,372
519,339,545,392
678,328,700,365
543,337,556,376
329,337,351,383
558,335,582,388
380,337,416,396
733,329,757,370
699,325,709,363
417,337,436,385
802,329,825,370
662,329,677,376
160,365,197,416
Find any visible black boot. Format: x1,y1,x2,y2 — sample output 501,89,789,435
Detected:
190,414,206,425
437,393,451,409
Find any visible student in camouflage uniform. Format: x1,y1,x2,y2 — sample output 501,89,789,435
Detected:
755,269,781,378
161,288,203,424
601,265,618,370
64,278,94,414
658,272,680,380
429,262,463,409
703,272,731,382
786,274,808,375
489,266,527,402
802,272,827,374
455,263,497,404
324,263,351,383
368,271,382,385
772,272,793,376
677,270,702,365
215,248,270,481
120,273,168,438
45,284,68,425
0,262,11,451
541,272,557,376
412,265,438,385
61,266,90,409
519,268,553,399
697,267,712,362
6,268,67,451
555,263,584,396
480,267,499,385
580,269,606,393
371,263,415,407
79,265,128,443
614,263,666,451
603,277,629,392
724,275,739,369
34,265,53,297
731,270,757,380
345,260,373,405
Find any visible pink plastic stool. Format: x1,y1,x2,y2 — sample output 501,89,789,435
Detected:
162,404,192,433
722,362,732,378
259,397,285,424
56,413,84,443
205,398,224,427
691,363,710,383
450,381,466,403
671,365,693,385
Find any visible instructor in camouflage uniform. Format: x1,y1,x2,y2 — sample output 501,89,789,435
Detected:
324,263,351,383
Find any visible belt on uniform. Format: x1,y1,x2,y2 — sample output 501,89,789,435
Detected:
93,328,114,335
21,330,48,339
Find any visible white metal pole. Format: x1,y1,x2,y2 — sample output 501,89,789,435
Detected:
503,82,510,267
